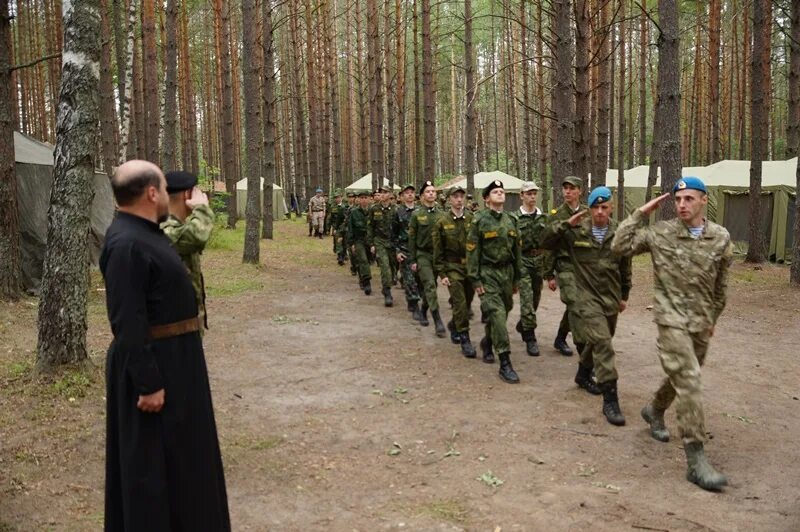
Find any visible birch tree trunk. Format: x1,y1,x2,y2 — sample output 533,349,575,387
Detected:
118,0,136,163
37,0,100,369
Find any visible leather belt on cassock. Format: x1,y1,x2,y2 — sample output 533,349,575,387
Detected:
149,317,201,340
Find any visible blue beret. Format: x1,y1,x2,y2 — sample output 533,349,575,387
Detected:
316,187,323,193
165,170,197,193
673,176,706,194
588,186,612,207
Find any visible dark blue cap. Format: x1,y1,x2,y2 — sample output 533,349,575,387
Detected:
588,186,612,207
673,176,707,194
165,171,197,193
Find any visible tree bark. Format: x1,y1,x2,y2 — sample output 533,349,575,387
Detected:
552,0,574,198
413,0,423,182
708,0,722,162
656,0,680,220
242,0,261,263
592,0,609,188
179,0,198,173
384,0,395,188
37,0,100,368
99,0,117,176
118,0,137,163
141,0,159,164
421,0,436,184
536,0,548,206
325,0,342,189
617,0,625,214
746,0,769,263
162,0,178,171
788,0,800,159
215,0,237,227
262,0,276,239
395,0,407,184
573,0,590,184
638,3,647,165
305,0,321,193
464,0,476,198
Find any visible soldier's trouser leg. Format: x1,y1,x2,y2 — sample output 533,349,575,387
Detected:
446,271,472,333
314,212,325,233
376,244,393,290
400,262,420,303
579,314,619,384
390,253,398,282
353,242,372,282
519,268,543,331
480,266,514,354
652,325,710,445
416,251,439,312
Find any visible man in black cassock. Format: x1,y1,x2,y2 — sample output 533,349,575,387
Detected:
100,160,230,531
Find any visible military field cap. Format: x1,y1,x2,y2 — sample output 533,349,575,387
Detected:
346,191,355,197
377,185,391,193
333,189,342,197
401,183,415,192
673,176,707,194
562,175,583,188
420,180,436,193
520,181,540,193
588,186,612,207
165,170,197,193
357,190,370,197
483,179,504,198
448,185,466,197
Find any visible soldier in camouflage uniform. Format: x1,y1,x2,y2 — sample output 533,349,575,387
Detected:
309,188,327,238
544,175,587,356
433,186,476,357
160,171,214,335
348,191,372,294
393,184,423,320
513,181,548,357
612,176,732,492
329,190,347,264
367,186,397,307
408,180,446,336
343,192,358,275
467,180,522,383
542,186,632,426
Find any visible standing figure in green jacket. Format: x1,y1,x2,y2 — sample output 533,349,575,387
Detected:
467,180,522,383
161,171,215,334
367,186,397,307
348,191,372,295
408,180,446,335
541,186,631,426
433,186,476,357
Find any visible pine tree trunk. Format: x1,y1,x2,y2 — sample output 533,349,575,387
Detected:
356,0,368,176
421,0,436,182
521,0,533,184
464,0,476,197
305,0,321,193
395,0,408,184
656,0,680,220
179,0,198,173
708,0,721,162
0,0,22,299
384,0,395,188
242,0,260,263
262,0,277,239
325,0,343,189
789,0,800,159
215,0,237,227
37,0,100,369
574,0,590,184
288,2,309,204
746,0,769,263
552,0,574,198
141,0,159,164
638,4,647,165
617,0,625,213
162,0,178,171
132,28,144,158
792,155,800,284
413,0,423,182
536,0,548,206
739,5,749,159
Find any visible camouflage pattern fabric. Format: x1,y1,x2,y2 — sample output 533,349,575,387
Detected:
393,204,420,305
408,205,442,310
367,203,397,290
513,207,548,332
433,210,474,332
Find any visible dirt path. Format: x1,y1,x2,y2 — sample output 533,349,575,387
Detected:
2,220,800,531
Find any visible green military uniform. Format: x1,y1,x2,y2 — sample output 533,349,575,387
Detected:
348,199,372,293
367,198,397,305
433,201,475,355
408,204,442,312
342,195,357,275
514,205,548,340
329,196,347,263
393,195,421,314
466,180,521,382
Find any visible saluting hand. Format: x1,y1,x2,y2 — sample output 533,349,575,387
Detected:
396,252,406,263
137,389,165,413
411,263,418,272
568,210,589,227
441,277,450,287
639,193,670,216
475,286,485,296
186,186,209,210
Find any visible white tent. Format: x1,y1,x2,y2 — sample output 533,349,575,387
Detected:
235,178,288,220
345,173,402,193
438,170,527,192
604,159,798,188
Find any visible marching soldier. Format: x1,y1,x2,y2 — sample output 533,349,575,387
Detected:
367,186,397,307
432,186,476,357
612,176,732,491
329,190,347,264
393,184,423,320
343,192,358,276
348,191,373,294
466,179,522,383
309,188,327,238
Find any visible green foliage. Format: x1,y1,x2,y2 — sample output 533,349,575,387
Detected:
207,222,243,251
52,369,92,398
209,192,229,218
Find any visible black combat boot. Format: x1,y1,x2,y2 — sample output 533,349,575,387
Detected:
418,304,430,326
480,337,495,364
553,327,573,356
641,404,670,442
684,442,728,491
447,320,460,344
600,380,626,426
407,300,416,312
382,287,393,307
520,328,540,357
411,302,424,321
363,280,372,295
431,310,447,338
460,332,477,358
574,364,602,395
498,352,520,384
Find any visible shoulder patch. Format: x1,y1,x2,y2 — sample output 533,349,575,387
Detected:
484,231,498,239
466,242,477,251
550,209,558,215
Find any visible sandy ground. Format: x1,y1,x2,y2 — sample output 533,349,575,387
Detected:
2,219,800,532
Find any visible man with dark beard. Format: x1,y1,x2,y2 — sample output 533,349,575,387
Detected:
101,160,230,531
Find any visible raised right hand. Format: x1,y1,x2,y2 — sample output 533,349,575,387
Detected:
639,193,670,215
186,186,209,210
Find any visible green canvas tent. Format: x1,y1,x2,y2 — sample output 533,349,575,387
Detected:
344,173,402,193
235,178,288,220
603,159,797,262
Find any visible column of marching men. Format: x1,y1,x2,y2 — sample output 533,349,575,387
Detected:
323,175,734,493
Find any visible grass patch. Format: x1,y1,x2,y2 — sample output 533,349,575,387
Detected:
52,369,93,398
6,358,33,380
250,436,283,451
416,500,469,523
207,224,245,251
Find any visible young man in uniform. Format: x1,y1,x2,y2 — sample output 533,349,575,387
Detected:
514,181,548,356
367,186,397,306
393,184,423,320
348,191,372,295
309,187,327,238
408,180,446,336
541,186,631,426
329,190,347,264
467,180,522,383
433,186,476,357
612,176,732,491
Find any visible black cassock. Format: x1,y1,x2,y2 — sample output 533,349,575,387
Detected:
100,212,230,531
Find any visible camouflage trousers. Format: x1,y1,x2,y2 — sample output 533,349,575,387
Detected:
517,266,543,332
351,241,372,283
311,211,325,233
374,241,394,290
556,270,578,341
478,264,514,355
443,268,473,333
398,257,420,304
415,250,439,312
576,313,618,384
651,325,711,445
334,232,347,262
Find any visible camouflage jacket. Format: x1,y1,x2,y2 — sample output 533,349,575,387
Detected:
611,209,733,333
543,202,587,279
407,204,441,262
432,209,473,276
466,208,521,289
329,201,347,231
366,202,396,247
160,204,214,328
309,195,326,213
392,203,417,254
348,206,369,243
541,217,632,317
512,206,548,274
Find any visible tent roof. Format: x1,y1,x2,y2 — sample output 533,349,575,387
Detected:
235,177,283,190
439,170,526,192
345,173,401,192
14,131,54,166
604,159,798,188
